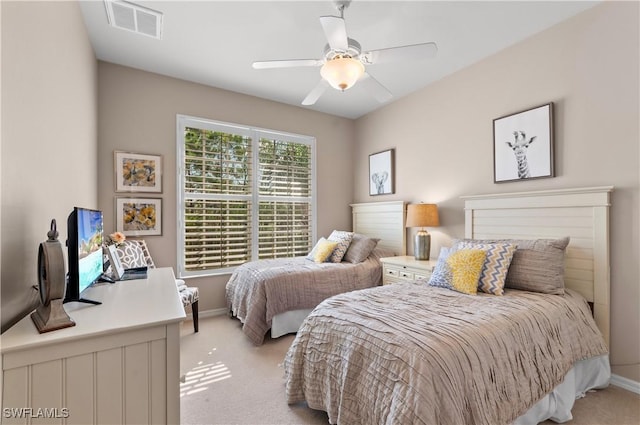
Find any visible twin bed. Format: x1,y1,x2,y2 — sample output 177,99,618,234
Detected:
226,187,612,424
284,187,613,424
226,201,407,345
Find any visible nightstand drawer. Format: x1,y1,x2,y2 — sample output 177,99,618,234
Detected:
385,268,399,278
381,256,437,286
382,265,427,285
398,270,413,279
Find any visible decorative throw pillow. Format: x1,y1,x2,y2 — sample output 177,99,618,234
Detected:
327,230,354,263
428,247,453,289
459,237,569,294
307,237,329,260
311,239,339,263
343,233,380,263
114,240,148,269
446,249,487,295
428,248,487,295
135,239,156,268
453,241,517,295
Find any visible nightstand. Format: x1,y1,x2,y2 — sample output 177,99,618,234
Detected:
380,256,438,285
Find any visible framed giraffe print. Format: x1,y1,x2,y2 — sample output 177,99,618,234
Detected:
493,102,554,183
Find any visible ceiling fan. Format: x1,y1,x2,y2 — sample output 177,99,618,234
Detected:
252,0,438,106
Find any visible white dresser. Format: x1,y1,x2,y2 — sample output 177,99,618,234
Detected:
0,267,185,425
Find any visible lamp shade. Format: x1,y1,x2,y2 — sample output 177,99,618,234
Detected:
406,203,439,228
320,57,365,91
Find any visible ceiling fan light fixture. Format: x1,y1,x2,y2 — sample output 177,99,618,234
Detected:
320,57,365,91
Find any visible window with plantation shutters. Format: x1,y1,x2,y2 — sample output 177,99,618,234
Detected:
177,115,315,276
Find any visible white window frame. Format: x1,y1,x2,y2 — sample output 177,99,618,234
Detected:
176,114,317,278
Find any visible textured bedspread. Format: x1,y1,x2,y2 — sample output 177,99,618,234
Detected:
226,254,384,345
285,283,608,425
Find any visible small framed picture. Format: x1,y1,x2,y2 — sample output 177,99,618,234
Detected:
114,151,162,193
493,103,554,183
369,149,395,196
116,197,162,236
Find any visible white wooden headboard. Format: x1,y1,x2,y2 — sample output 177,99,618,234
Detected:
350,201,407,256
461,186,613,347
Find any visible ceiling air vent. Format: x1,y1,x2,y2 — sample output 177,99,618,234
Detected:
104,0,163,40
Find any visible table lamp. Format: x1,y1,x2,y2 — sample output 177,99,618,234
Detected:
406,203,439,260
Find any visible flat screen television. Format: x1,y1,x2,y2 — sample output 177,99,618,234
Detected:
64,207,103,305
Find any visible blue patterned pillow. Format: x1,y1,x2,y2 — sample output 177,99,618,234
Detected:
327,230,353,263
428,247,453,289
454,241,517,296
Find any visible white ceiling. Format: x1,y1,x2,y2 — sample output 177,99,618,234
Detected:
79,1,599,119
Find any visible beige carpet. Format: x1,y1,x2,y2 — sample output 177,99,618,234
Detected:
180,315,640,425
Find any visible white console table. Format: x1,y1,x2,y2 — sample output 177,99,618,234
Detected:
0,267,185,425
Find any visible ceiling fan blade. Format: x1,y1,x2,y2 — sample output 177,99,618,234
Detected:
359,73,392,103
320,16,348,52
361,42,438,65
302,79,329,106
252,59,323,70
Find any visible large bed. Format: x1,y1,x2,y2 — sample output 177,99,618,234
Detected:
284,186,613,424
226,201,406,345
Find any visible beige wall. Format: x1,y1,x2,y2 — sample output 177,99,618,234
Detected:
354,2,639,382
97,62,355,316
0,1,98,331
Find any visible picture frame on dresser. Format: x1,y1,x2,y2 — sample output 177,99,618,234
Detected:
493,102,554,183
116,197,162,236
369,148,395,195
114,151,163,193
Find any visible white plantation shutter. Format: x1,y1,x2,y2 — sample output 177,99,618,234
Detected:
184,199,251,270
177,116,315,276
257,135,312,260
258,202,312,259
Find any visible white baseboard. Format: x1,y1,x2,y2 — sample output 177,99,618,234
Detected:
182,307,228,322
200,307,229,318
611,373,640,395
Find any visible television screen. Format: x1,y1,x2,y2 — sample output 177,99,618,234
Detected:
65,207,103,304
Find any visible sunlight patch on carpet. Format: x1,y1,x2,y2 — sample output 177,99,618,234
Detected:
180,361,232,397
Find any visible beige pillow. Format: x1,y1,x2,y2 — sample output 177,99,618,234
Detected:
459,237,569,294
343,233,380,263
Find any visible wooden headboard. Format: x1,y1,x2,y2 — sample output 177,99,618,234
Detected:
350,201,407,256
462,186,613,347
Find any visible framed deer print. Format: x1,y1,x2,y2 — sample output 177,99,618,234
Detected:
493,103,554,183
369,149,395,195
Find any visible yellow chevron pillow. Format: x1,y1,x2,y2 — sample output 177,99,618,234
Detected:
445,249,487,295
